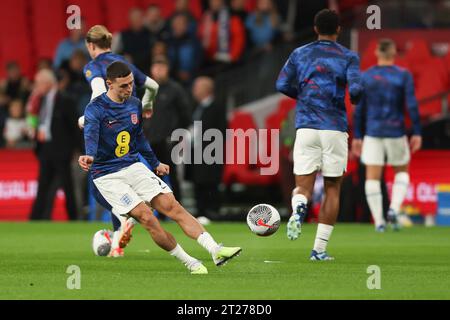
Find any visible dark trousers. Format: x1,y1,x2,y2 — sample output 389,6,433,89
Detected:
30,151,78,220
151,140,181,201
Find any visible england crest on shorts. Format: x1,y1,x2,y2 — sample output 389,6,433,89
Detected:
131,113,138,125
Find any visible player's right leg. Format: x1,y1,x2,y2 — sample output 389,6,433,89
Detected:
129,202,207,274
92,180,135,254
361,136,386,232
386,136,411,230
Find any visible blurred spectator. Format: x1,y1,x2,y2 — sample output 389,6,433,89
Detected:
59,50,91,116
189,76,226,220
0,61,31,104
151,41,168,61
198,0,246,75
3,99,28,148
276,0,327,41
145,4,171,42
143,56,192,202
167,13,202,88
245,0,280,52
37,58,53,71
53,22,89,69
29,69,80,220
168,0,198,37
0,62,30,147
112,8,154,73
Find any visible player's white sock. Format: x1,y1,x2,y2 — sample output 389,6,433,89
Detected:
111,230,120,249
128,217,138,226
291,194,308,213
197,232,220,255
170,244,200,269
313,223,334,253
365,180,385,227
390,172,410,214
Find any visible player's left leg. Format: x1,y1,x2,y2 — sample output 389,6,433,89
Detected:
310,175,343,261
288,173,317,240
151,193,241,267
92,181,137,250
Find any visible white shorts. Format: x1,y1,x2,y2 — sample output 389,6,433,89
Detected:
93,162,172,218
293,128,349,177
361,135,410,166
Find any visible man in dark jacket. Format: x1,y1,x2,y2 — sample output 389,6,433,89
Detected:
190,76,227,220
29,69,80,220
143,56,192,201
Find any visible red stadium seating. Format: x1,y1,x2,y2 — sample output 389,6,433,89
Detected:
405,39,432,78
360,40,378,71
66,0,105,28
223,111,275,186
415,58,449,119
30,0,68,61
0,0,32,78
104,0,140,33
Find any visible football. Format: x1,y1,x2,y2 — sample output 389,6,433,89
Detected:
92,229,113,256
247,204,281,236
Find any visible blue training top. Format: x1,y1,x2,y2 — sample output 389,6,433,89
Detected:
276,39,363,132
353,65,421,138
84,93,160,179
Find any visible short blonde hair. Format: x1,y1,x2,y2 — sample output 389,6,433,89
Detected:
86,25,112,49
376,38,396,58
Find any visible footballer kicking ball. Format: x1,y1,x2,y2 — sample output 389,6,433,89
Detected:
247,204,281,237
92,229,113,256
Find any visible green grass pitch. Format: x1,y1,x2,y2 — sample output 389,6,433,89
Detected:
1,222,449,300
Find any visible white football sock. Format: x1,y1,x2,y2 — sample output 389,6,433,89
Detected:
128,217,138,226
291,194,308,213
170,244,199,269
390,172,410,214
313,223,334,253
197,232,220,255
365,180,385,227
111,230,120,249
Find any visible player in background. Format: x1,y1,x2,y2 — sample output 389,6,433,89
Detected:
352,39,422,232
79,25,159,254
276,9,362,261
79,61,241,272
